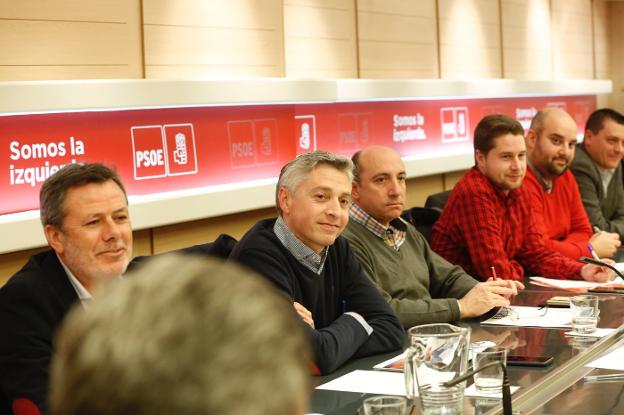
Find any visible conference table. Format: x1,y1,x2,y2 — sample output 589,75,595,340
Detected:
309,284,624,415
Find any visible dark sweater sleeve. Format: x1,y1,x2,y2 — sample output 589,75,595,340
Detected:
0,283,53,414
340,242,405,359
230,242,399,374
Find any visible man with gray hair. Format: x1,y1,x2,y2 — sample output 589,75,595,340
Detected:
0,163,132,414
50,254,311,415
230,151,404,374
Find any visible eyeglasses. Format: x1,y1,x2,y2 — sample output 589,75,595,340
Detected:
491,305,549,321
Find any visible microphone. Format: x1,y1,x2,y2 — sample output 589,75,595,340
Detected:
443,360,512,415
579,256,624,279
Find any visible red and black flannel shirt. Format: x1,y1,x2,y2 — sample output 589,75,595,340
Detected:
429,167,584,281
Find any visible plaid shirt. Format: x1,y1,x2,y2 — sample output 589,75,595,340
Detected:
349,203,407,250
429,167,584,281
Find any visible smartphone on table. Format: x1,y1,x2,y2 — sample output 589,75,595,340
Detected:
506,355,554,367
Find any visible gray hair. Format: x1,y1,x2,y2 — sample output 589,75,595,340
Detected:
50,254,311,415
275,151,353,214
40,163,127,229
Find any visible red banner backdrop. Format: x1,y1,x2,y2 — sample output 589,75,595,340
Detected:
1,95,596,216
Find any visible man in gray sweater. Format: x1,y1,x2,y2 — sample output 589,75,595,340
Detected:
342,146,523,328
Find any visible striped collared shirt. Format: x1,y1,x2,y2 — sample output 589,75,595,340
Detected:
273,216,328,274
349,202,407,250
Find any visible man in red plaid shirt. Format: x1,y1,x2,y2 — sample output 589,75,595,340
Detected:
430,114,613,282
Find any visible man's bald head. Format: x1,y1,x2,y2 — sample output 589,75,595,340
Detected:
526,107,578,180
529,107,576,138
351,146,406,226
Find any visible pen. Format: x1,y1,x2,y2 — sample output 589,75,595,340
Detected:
583,373,624,383
587,243,608,275
593,226,601,234
491,266,498,280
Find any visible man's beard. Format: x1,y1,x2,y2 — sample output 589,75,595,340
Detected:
545,159,569,177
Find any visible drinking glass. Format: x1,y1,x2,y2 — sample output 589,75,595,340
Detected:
473,347,507,394
570,295,599,334
362,396,407,415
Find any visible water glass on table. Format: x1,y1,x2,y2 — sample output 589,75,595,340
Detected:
404,323,470,415
362,396,407,415
472,347,507,394
570,295,599,334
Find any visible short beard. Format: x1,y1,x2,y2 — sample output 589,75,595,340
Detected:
545,162,568,178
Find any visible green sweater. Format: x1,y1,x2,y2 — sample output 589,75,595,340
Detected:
343,219,478,328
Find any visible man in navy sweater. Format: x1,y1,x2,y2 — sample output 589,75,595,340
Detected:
229,151,404,374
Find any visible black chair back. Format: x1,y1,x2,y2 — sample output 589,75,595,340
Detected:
128,233,238,272
425,190,451,212
401,207,441,241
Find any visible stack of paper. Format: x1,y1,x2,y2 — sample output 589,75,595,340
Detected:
529,276,624,292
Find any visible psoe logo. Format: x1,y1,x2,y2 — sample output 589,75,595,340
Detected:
294,115,316,155
440,107,470,143
131,123,198,180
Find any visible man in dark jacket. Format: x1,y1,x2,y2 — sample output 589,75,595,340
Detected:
0,163,133,414
229,151,404,374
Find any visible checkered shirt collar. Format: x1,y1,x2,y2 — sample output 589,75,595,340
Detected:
349,202,407,249
273,216,328,275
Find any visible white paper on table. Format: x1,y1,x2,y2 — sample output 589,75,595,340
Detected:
373,352,405,372
316,370,408,396
464,384,520,398
316,370,521,399
586,344,624,371
372,342,497,373
481,306,572,328
529,276,624,292
565,328,615,338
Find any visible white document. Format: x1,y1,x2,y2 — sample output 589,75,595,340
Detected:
316,370,520,398
529,276,624,292
316,370,407,396
373,352,405,372
587,344,624,371
464,383,520,399
481,306,572,328
565,328,615,338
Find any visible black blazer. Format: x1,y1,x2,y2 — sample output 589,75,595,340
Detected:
0,250,78,414
0,234,238,414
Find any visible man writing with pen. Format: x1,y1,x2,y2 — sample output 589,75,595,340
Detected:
341,145,523,329
430,114,614,282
